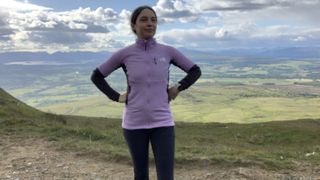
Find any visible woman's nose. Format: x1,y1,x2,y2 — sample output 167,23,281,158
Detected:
147,19,153,25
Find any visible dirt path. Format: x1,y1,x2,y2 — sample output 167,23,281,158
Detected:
0,136,319,180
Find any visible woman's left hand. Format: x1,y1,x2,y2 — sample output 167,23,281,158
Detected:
168,84,180,101
118,93,127,103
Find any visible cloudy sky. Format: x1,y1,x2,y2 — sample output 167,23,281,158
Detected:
0,0,319,53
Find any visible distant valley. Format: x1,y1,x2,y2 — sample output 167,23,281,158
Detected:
1,46,319,123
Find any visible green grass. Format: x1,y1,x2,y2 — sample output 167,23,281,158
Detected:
197,77,311,85
1,88,320,170
42,96,125,118
2,114,319,170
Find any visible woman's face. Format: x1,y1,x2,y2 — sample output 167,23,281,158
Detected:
132,8,157,40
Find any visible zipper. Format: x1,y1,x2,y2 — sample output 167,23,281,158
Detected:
145,41,147,51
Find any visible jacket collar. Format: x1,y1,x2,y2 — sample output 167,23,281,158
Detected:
135,37,157,50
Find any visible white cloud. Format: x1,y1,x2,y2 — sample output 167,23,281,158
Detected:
192,0,320,27
158,27,233,46
192,0,292,12
158,23,320,50
0,11,14,41
0,0,51,11
0,0,126,52
156,0,318,50
292,36,306,42
115,9,133,36
0,0,319,52
154,0,199,23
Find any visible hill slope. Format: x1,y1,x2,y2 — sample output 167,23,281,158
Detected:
0,88,43,118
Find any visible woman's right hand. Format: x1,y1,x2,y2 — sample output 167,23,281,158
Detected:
118,93,127,103
168,84,180,101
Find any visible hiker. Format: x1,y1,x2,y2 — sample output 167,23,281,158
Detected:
91,5,201,180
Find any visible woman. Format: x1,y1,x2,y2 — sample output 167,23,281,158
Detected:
91,5,201,180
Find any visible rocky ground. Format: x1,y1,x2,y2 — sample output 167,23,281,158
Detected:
0,136,319,180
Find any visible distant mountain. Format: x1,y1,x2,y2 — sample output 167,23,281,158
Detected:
0,51,112,63
180,46,320,59
210,47,320,59
0,47,319,64
255,47,320,59
177,47,214,57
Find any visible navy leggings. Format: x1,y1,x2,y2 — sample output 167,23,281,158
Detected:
123,126,175,180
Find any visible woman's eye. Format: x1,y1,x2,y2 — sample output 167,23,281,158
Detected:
139,17,157,23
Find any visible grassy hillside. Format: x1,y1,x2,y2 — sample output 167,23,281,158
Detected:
1,88,319,170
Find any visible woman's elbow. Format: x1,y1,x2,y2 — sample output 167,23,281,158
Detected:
90,68,104,83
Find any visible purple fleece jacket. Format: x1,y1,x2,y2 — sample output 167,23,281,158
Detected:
98,38,195,129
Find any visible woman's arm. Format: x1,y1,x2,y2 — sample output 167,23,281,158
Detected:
91,68,120,102
168,47,202,100
169,46,202,91
168,64,201,101
91,48,126,102
177,64,201,92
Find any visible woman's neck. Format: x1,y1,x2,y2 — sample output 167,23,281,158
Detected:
137,36,154,41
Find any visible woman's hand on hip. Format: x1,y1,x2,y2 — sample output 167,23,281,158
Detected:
168,84,180,101
118,93,127,103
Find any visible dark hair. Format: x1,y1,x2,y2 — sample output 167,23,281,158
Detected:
130,5,157,34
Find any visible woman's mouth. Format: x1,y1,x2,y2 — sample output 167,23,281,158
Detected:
145,29,154,32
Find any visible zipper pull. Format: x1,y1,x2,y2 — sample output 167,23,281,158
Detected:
144,40,147,51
